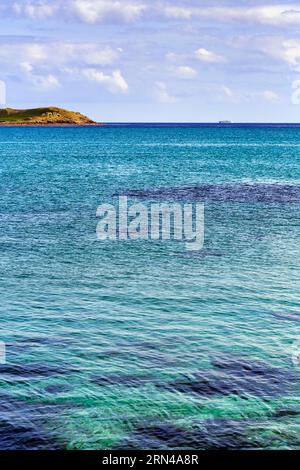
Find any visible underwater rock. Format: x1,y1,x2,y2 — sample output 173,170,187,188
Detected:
118,419,261,450
157,355,299,399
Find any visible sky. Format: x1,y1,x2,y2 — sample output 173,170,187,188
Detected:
1,0,300,122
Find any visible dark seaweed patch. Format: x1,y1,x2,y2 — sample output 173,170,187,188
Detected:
211,355,280,376
90,374,152,388
118,419,261,450
157,356,299,399
274,407,300,418
44,384,72,394
121,184,300,204
158,372,234,397
210,355,299,397
0,419,61,450
8,336,76,346
0,362,73,378
118,340,162,351
0,399,65,450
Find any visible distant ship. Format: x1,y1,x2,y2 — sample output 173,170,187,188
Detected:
218,120,232,124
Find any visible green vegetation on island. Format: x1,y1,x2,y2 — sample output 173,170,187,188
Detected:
0,107,97,125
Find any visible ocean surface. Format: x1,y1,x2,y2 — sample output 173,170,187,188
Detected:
0,126,299,450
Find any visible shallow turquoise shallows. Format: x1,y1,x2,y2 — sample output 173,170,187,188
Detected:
0,126,300,450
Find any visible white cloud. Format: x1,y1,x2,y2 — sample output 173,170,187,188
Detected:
82,68,129,93
163,4,300,26
20,61,34,74
244,36,300,71
173,65,197,79
165,52,178,62
34,74,60,89
195,48,224,64
72,0,146,23
12,1,59,19
154,81,177,104
25,44,48,61
164,6,193,20
76,44,119,65
20,61,60,89
5,2,300,27
0,40,123,92
260,90,280,102
0,42,119,67
216,85,280,104
221,85,234,98
271,39,300,68
282,40,300,66
10,0,146,23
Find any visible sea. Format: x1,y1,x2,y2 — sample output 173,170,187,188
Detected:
0,124,299,450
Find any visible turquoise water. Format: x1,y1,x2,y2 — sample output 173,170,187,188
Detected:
0,126,300,449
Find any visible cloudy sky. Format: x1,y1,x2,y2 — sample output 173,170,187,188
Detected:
1,0,300,122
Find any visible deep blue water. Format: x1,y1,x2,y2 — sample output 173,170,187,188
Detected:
0,126,300,449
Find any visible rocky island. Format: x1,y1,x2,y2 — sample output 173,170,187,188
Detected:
0,107,99,125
